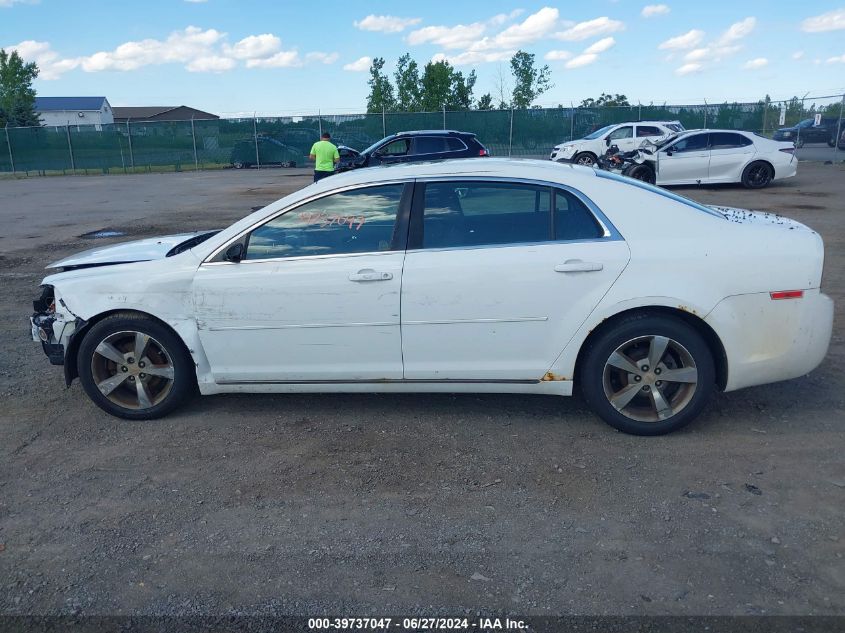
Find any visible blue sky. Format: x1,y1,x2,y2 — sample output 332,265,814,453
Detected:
2,0,844,115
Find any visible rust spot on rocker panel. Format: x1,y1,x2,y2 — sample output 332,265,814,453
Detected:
541,371,568,382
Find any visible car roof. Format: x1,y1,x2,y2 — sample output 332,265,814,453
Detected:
389,130,474,137
308,158,594,193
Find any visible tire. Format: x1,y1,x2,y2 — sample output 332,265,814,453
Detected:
573,152,597,167
233,161,250,169
625,164,656,184
580,313,716,436
741,161,773,189
77,313,196,420
827,138,835,148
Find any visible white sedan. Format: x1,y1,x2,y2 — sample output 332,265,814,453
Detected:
30,159,832,435
625,129,798,188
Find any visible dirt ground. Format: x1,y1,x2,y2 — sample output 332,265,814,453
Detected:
0,162,843,618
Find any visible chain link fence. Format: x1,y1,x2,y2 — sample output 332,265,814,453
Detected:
3,94,843,175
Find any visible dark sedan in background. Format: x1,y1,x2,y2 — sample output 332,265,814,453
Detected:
336,130,489,172
773,117,842,148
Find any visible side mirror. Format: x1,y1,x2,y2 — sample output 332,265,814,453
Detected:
605,138,611,146
665,149,673,156
225,243,244,263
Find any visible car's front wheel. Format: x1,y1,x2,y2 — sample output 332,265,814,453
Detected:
741,161,773,189
625,164,656,184
580,313,715,436
573,152,597,166
77,313,195,420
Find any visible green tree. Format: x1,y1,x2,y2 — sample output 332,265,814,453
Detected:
579,93,630,108
366,57,395,114
510,50,552,109
451,69,476,110
0,49,40,127
477,93,494,110
394,53,421,112
419,60,455,111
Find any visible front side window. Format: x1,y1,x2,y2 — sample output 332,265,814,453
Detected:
379,139,410,156
245,185,404,260
608,126,633,140
709,132,752,149
421,181,551,249
668,133,709,153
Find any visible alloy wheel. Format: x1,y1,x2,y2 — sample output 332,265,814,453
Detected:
90,331,175,410
747,164,771,187
602,335,699,423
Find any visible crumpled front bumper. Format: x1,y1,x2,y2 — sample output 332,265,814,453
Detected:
31,313,66,365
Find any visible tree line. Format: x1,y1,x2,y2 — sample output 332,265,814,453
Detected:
366,50,552,113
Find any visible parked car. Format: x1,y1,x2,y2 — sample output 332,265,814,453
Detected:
772,117,841,148
335,145,361,172
230,135,300,169
601,129,797,188
30,159,832,435
344,130,489,170
551,121,685,166
838,128,845,150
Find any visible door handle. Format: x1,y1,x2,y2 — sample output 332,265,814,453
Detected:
555,260,604,273
349,269,393,282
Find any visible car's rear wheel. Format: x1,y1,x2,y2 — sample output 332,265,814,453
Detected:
580,314,715,436
573,152,597,166
625,164,656,184
77,314,195,420
741,161,773,189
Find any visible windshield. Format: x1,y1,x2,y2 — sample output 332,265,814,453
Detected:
798,119,814,128
583,124,616,140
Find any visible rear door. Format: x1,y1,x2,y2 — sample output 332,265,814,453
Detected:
707,132,755,182
657,133,710,184
399,179,630,380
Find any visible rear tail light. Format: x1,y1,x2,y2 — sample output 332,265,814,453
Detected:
780,148,795,154
770,290,804,300
479,148,489,156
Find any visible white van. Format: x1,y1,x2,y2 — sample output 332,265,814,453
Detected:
551,121,685,166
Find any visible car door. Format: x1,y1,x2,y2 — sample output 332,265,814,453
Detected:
605,125,636,152
192,183,411,383
707,132,754,182
400,179,630,380
656,133,710,184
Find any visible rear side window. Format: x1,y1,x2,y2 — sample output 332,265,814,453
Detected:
555,190,604,240
421,181,551,249
446,137,467,151
246,185,404,259
413,136,450,154
709,132,752,149
637,125,662,137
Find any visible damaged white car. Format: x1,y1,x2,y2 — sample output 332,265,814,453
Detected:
31,159,833,435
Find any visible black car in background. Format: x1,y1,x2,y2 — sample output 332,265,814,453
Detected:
337,130,489,172
772,118,842,147
231,135,300,169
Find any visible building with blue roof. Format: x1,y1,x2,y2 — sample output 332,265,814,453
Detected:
34,97,114,128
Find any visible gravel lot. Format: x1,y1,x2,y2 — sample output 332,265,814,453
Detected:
1,162,843,618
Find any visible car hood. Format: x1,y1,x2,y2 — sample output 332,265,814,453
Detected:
707,206,813,231
47,231,219,270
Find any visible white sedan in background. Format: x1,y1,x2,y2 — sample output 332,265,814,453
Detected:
30,159,832,435
628,129,798,188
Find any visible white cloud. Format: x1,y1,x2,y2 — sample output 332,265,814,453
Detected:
481,6,561,48
641,4,670,18
432,49,515,65
306,51,339,64
742,57,768,69
675,62,703,75
658,29,705,50
0,0,38,6
792,50,804,59
715,17,756,45
801,8,845,32
488,9,525,26
187,55,235,72
245,50,301,68
6,40,80,79
684,47,709,62
354,15,421,33
565,53,599,69
544,50,572,61
343,56,371,72
554,16,625,41
407,22,488,49
584,36,615,54
826,53,845,63
224,34,280,60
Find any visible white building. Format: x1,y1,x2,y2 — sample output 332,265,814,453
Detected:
34,97,114,129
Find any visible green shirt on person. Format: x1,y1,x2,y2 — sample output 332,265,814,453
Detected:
310,140,340,172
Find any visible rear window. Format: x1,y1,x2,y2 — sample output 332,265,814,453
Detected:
594,170,725,219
